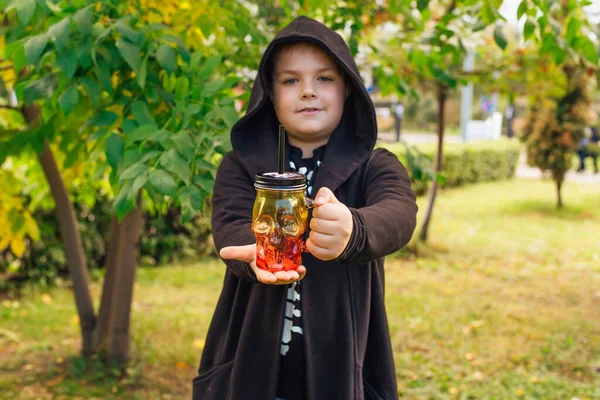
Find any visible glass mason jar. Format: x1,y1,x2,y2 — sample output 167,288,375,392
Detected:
253,172,314,272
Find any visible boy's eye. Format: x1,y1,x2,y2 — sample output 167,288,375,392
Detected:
318,76,333,82
283,78,298,84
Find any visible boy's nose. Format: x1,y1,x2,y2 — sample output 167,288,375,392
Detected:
301,83,317,99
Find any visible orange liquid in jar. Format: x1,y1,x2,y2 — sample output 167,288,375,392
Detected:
255,234,305,272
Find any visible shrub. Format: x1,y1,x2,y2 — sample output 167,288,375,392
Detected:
382,138,521,195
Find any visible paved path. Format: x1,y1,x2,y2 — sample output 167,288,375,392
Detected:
379,131,600,184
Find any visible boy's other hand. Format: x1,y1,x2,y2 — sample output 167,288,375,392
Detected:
307,187,353,261
219,244,306,285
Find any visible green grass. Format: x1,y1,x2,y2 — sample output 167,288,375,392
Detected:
1,179,599,399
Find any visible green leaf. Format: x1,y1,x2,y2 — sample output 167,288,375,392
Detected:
540,34,555,55
156,44,177,74
566,18,580,45
23,77,51,105
175,76,190,101
523,18,536,41
551,48,566,65
131,101,155,126
56,51,78,79
64,143,82,168
116,39,141,74
115,18,143,45
125,124,156,144
148,169,177,196
114,182,135,221
24,34,48,65
94,58,113,93
80,77,101,107
73,7,93,36
131,172,149,193
120,162,149,180
88,110,118,127
170,130,195,155
517,0,527,20
58,84,79,116
15,0,36,25
48,17,71,51
194,174,214,193
493,25,507,50
218,106,239,127
197,55,222,80
105,134,124,170
7,42,28,73
138,55,148,89
45,0,63,13
203,79,223,97
180,185,203,223
160,149,190,183
417,0,430,11
581,36,598,64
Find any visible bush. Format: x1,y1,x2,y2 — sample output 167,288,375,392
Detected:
0,197,215,289
382,138,521,196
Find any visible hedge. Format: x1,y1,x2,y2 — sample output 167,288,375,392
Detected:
381,138,522,196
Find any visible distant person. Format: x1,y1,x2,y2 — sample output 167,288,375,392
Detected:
505,104,515,138
394,102,404,141
577,126,599,173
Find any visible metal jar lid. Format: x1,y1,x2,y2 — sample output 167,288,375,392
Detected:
254,172,306,190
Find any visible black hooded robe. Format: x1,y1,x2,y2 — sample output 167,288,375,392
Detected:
193,16,418,400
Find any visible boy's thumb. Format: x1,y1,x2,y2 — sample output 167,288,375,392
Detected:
220,244,255,263
315,187,340,206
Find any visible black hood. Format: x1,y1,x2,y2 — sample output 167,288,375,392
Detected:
230,16,377,194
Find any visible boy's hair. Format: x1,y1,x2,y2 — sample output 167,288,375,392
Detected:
266,40,346,88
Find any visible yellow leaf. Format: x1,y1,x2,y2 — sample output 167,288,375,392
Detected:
24,213,40,241
41,294,53,304
193,339,205,349
70,314,79,326
56,357,64,364
10,237,25,258
176,361,189,370
47,376,64,386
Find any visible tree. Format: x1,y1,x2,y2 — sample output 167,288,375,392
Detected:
516,0,598,208
0,0,251,364
521,62,594,208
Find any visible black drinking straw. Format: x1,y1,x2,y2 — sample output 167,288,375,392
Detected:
278,125,285,174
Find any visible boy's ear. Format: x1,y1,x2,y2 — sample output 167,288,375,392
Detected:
345,83,352,99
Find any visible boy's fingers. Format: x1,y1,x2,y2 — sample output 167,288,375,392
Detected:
255,269,277,284
315,187,340,206
219,244,256,263
274,270,299,282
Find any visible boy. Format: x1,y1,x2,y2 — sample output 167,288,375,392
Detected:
193,16,418,400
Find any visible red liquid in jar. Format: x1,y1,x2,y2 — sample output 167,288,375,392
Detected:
255,234,305,272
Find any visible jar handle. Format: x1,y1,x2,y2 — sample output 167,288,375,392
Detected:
304,197,315,209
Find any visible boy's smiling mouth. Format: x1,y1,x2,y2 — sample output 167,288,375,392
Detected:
297,107,322,115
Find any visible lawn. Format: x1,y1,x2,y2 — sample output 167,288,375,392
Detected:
1,178,599,399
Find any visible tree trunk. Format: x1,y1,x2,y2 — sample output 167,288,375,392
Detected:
556,178,563,209
22,105,96,355
92,216,120,351
418,85,447,242
107,193,143,364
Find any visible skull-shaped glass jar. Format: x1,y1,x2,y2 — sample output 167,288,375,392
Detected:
253,172,314,272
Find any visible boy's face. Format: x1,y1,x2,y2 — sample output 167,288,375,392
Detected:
271,44,348,154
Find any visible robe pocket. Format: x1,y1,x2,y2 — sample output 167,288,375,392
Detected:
192,360,234,400
363,378,387,400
